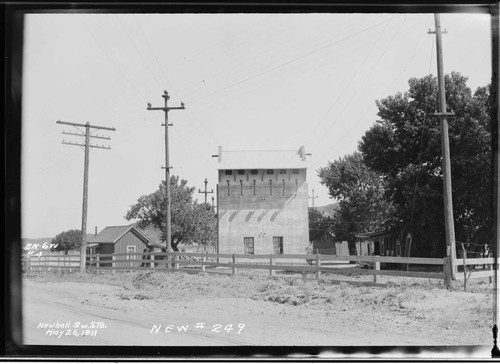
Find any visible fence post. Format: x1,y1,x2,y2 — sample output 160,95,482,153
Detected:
269,254,273,276
443,256,451,289
462,244,467,292
315,254,321,281
373,255,380,284
232,253,236,276
173,252,178,271
201,254,206,272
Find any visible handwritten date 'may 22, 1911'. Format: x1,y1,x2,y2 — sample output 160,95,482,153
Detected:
150,323,246,335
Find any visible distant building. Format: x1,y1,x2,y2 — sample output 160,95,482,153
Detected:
215,146,309,256
355,230,400,257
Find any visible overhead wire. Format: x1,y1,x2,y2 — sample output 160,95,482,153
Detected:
79,17,149,103
310,30,432,170
305,16,403,150
188,16,400,105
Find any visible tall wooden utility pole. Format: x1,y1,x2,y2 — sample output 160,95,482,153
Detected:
198,178,214,204
56,120,115,273
309,188,318,208
491,2,499,356
428,14,457,279
147,91,185,254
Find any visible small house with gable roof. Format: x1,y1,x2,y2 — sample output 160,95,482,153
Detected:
215,145,309,256
87,225,161,267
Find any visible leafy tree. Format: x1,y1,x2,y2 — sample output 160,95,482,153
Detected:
318,152,395,253
125,176,217,252
358,72,492,257
308,207,334,242
51,229,81,255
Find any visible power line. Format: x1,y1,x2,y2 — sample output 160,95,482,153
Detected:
79,18,149,102
189,16,400,104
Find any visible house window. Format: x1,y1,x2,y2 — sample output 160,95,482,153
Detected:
244,237,254,255
292,169,299,174
280,169,287,174
238,170,245,175
250,169,258,175
126,246,136,260
267,169,274,174
225,170,233,175
273,237,283,254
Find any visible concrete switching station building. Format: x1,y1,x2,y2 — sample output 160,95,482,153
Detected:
215,146,310,256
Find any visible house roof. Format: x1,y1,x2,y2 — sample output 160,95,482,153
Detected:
88,225,151,245
216,146,308,170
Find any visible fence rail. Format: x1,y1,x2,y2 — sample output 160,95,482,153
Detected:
22,252,497,287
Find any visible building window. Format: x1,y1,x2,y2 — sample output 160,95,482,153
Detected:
225,170,233,175
292,169,299,174
273,237,283,254
280,169,287,174
244,237,254,255
238,170,245,175
267,169,274,174
250,169,258,175
126,246,136,260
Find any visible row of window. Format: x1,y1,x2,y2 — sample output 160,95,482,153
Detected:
225,179,298,197
225,169,300,176
243,236,283,255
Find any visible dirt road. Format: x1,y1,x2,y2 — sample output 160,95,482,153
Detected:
22,274,494,350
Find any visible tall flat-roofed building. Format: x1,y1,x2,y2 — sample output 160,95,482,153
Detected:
215,146,309,256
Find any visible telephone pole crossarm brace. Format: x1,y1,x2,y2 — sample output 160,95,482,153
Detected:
198,178,214,204
147,90,185,256
56,120,115,273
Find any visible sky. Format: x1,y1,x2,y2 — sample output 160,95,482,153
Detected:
21,12,492,239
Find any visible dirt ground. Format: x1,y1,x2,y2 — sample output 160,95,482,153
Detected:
21,270,495,357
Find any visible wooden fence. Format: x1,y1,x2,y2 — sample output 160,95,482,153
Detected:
21,251,495,285
22,254,80,272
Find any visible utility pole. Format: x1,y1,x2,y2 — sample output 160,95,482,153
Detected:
309,188,318,208
147,90,185,255
198,178,214,205
491,2,499,356
428,14,457,279
56,120,115,273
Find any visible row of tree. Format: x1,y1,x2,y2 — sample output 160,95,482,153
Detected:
316,72,493,258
